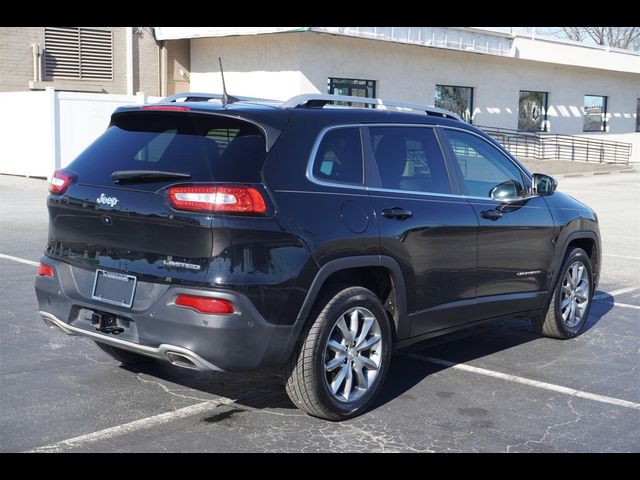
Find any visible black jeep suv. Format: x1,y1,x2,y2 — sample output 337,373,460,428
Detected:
35,92,600,420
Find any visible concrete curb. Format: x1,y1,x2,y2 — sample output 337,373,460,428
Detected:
553,167,636,179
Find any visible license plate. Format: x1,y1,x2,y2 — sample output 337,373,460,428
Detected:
91,269,137,308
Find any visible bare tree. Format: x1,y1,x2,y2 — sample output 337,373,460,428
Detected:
560,27,640,51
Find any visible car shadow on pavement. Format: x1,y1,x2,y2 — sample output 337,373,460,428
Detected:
372,291,614,412
121,292,614,416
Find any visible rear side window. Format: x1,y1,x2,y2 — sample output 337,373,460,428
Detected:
312,127,363,185
369,126,451,194
68,112,266,189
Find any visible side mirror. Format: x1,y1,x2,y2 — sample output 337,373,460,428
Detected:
489,181,519,200
532,173,557,196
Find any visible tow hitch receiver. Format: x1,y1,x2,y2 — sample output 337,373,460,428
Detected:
91,312,124,334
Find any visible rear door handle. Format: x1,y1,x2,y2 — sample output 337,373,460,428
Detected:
480,209,503,221
381,207,413,220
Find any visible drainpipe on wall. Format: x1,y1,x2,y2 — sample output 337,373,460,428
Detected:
159,40,168,97
32,43,42,82
126,27,134,96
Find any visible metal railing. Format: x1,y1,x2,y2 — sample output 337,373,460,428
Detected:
479,126,632,165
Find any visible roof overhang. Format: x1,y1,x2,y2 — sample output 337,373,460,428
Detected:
154,27,640,75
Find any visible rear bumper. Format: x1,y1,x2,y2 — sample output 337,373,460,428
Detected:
35,257,299,371
39,311,223,371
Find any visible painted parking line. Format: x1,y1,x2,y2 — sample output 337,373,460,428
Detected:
593,285,639,300
27,399,233,453
0,253,39,267
597,301,640,310
603,253,640,260
410,354,640,411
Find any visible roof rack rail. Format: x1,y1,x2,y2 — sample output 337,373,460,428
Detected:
161,92,281,105
281,93,462,121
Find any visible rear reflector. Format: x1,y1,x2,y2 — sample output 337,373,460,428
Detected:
49,170,72,195
37,263,54,277
167,186,267,214
141,105,190,112
175,295,235,314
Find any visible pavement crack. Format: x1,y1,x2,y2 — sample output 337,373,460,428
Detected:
135,373,215,404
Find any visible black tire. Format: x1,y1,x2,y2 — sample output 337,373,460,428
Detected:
94,341,153,365
284,286,392,421
532,247,594,339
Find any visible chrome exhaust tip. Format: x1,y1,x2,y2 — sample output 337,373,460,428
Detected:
165,351,200,370
42,316,72,334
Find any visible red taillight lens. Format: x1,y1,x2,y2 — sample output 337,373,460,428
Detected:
141,105,190,112
167,186,267,214
49,170,72,195
37,263,54,277
175,295,235,314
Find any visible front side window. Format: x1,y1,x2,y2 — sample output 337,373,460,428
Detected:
519,91,548,132
443,129,525,199
328,78,376,108
369,127,452,194
583,95,607,132
434,85,473,124
312,128,363,185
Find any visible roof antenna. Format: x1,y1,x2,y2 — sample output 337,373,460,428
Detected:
219,57,238,106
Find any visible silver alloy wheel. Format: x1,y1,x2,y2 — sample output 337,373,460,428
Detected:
323,306,383,403
560,261,590,328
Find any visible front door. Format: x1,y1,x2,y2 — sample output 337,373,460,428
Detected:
365,125,478,339
440,128,557,319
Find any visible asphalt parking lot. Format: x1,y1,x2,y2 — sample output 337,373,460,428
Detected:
1,170,638,452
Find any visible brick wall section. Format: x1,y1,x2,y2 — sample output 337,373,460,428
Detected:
134,27,160,96
166,39,190,95
0,27,160,95
0,27,43,91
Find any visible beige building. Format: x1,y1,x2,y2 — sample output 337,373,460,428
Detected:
156,27,640,143
2,27,638,147
0,26,189,96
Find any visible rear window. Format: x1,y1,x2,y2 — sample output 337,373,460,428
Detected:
68,112,266,188
312,127,363,185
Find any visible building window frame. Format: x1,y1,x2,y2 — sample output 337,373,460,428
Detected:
636,98,640,133
583,94,608,132
518,90,549,132
327,78,376,108
434,85,474,124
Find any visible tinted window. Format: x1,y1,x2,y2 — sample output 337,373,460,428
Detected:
312,128,363,185
519,91,548,132
434,85,473,124
369,126,451,194
443,129,525,199
583,95,607,132
68,112,266,190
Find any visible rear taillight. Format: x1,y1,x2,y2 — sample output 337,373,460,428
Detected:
37,263,54,277
49,170,72,195
167,186,267,214
175,295,235,314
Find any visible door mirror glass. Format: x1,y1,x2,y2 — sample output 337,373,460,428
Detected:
489,180,520,200
532,173,557,196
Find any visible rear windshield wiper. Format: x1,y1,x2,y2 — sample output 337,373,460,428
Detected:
111,170,192,183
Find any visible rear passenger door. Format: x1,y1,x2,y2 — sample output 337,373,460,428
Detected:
365,125,478,339
440,128,556,319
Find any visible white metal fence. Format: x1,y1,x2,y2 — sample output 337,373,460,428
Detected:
0,89,161,179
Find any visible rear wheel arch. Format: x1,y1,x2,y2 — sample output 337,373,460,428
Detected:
295,256,408,341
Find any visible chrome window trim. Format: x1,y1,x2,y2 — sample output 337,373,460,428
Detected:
306,124,366,190
305,122,535,202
